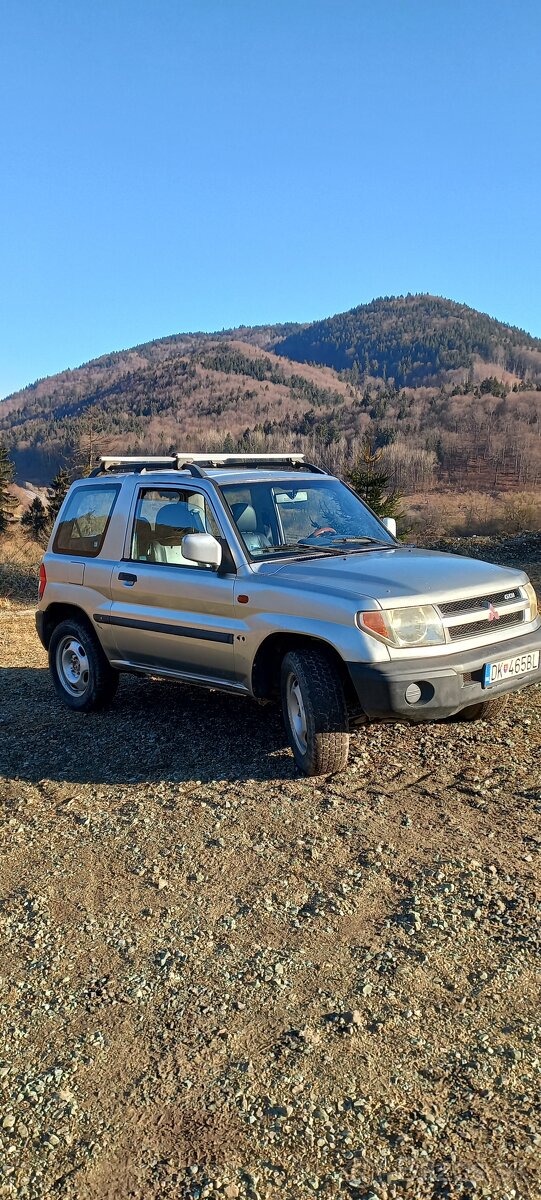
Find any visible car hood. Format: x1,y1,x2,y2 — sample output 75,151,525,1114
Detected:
253,545,527,607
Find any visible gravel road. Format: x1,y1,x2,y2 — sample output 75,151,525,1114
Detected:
0,539,540,1200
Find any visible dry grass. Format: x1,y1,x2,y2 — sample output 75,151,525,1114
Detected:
405,489,541,539
0,526,41,607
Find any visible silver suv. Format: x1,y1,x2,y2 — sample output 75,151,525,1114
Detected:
36,453,540,775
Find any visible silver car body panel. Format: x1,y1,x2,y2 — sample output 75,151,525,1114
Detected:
38,467,541,710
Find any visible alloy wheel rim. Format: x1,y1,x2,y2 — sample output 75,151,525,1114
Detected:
56,636,90,696
286,672,308,753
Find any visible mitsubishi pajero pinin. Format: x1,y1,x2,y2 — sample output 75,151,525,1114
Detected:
36,454,540,775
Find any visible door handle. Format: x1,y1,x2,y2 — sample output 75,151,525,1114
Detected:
118,571,137,585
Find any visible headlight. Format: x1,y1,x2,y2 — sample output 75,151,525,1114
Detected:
358,604,445,647
524,582,538,622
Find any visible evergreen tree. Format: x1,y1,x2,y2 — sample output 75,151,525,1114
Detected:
47,468,71,526
346,438,403,519
21,496,49,545
0,443,17,535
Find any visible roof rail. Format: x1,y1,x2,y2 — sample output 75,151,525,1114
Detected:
90,456,179,476
91,452,327,476
180,454,327,474
179,453,307,466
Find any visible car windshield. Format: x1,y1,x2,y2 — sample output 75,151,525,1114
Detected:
221,478,394,558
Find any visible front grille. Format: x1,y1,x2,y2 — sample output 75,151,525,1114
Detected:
439,588,521,616
448,611,524,641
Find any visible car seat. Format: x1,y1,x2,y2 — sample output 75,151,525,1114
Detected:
154,501,206,565
133,516,154,561
231,503,272,552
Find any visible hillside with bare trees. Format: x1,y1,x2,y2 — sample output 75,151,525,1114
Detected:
1,296,540,495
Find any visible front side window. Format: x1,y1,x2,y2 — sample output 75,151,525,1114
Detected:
53,485,120,556
129,488,221,567
222,478,393,558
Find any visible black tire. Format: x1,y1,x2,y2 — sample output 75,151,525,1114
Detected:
49,618,119,712
456,694,508,722
281,647,350,776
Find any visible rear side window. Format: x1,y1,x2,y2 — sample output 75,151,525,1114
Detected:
53,485,120,557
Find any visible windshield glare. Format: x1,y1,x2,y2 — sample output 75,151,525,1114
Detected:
222,478,394,558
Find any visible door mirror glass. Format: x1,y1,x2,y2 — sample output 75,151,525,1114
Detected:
382,517,397,537
181,532,222,568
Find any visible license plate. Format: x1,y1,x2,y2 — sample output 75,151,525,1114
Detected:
482,650,540,688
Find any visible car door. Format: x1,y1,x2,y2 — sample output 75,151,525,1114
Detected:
107,485,239,683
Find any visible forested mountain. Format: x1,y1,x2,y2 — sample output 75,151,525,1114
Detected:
275,295,541,385
1,295,540,490
0,342,352,484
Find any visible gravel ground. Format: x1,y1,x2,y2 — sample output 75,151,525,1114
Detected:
0,538,540,1200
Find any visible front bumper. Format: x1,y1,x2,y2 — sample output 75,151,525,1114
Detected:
347,626,541,722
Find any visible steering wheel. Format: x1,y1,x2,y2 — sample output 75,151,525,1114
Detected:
310,526,337,537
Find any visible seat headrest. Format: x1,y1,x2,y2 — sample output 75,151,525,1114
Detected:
133,515,152,558
231,502,258,533
155,502,204,546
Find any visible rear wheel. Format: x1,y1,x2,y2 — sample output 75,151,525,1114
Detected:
456,694,508,722
281,647,349,776
49,619,119,712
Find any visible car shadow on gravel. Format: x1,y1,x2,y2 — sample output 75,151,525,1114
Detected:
1,666,301,784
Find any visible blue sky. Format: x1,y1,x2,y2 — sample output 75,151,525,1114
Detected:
1,0,540,398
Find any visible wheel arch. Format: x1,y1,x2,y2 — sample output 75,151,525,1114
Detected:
40,603,96,650
251,631,357,707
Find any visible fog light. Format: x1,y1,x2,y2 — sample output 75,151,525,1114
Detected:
405,683,422,705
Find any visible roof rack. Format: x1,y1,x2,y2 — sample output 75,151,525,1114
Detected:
91,455,179,476
181,453,306,466
91,453,327,477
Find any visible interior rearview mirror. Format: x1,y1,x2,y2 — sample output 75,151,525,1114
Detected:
382,517,397,537
182,532,222,568
275,490,308,503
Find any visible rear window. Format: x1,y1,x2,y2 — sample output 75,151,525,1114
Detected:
53,485,120,557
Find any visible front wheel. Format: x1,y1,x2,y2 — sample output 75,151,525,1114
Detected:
49,619,119,712
456,694,508,722
281,648,350,776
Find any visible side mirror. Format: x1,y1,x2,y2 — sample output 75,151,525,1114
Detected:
382,517,397,538
182,532,222,568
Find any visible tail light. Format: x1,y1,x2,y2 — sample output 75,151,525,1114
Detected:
38,562,47,601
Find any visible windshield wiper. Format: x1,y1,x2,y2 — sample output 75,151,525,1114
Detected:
325,536,391,546
254,542,346,557
252,538,392,560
